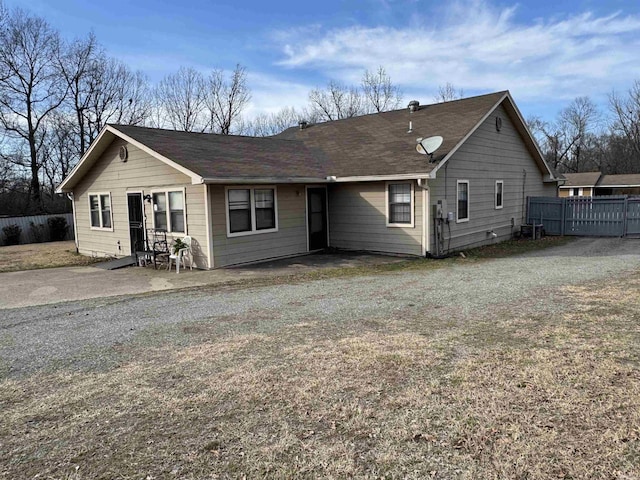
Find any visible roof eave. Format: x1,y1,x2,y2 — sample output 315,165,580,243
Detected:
201,176,330,184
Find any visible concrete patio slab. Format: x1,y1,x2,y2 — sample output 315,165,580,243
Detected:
0,252,407,309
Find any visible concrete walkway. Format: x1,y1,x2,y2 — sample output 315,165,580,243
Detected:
0,252,406,309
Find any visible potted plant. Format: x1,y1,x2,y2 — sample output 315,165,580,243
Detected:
172,238,187,254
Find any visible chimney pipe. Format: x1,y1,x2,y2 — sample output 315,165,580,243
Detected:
299,120,308,130
408,100,420,112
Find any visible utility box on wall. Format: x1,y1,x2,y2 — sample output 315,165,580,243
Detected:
434,199,448,219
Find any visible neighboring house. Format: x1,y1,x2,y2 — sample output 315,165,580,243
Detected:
559,172,640,197
596,174,640,196
57,91,559,268
558,172,601,197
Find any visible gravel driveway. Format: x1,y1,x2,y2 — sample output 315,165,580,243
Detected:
1,237,639,378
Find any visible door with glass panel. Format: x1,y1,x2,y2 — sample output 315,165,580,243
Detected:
307,188,327,250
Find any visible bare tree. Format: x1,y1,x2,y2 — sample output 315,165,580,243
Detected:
527,97,600,173
361,66,402,113
0,7,67,205
243,106,320,137
84,59,151,139
527,115,573,172
41,113,77,197
57,33,98,156
434,83,464,103
560,96,600,172
154,66,207,132
309,80,364,121
609,80,640,159
205,64,250,135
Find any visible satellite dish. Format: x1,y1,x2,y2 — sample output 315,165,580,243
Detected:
416,136,443,156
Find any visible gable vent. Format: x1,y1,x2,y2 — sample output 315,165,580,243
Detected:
119,145,128,162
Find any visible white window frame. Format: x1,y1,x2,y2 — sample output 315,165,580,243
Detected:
457,180,470,223
150,188,187,234
225,186,279,238
88,192,113,231
385,181,415,228
569,187,583,197
495,180,504,209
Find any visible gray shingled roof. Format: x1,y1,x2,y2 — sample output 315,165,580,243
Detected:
276,91,508,177
598,174,640,187
111,125,330,180
115,91,509,179
561,172,602,187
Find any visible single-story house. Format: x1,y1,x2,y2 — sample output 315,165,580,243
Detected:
57,91,560,268
557,172,601,197
559,172,640,197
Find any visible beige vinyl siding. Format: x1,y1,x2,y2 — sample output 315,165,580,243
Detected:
73,138,209,268
328,181,423,256
428,104,556,252
210,184,308,267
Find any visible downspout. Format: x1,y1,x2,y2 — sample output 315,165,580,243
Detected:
417,179,429,256
67,192,79,253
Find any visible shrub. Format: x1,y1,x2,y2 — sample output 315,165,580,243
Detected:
30,222,47,243
2,224,22,245
48,216,68,242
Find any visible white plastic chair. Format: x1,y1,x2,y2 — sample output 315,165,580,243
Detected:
167,236,193,273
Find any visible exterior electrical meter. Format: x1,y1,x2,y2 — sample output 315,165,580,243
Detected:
434,199,447,219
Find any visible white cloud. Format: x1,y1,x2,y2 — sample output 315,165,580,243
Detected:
245,72,313,116
272,0,640,105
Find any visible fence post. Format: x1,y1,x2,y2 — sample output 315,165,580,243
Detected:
623,196,629,237
560,198,566,236
526,196,531,224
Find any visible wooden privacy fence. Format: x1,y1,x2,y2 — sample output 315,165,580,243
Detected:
0,213,74,246
527,196,640,237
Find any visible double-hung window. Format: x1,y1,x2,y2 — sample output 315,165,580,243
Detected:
226,187,277,236
89,193,112,230
457,180,469,222
495,180,504,209
152,190,185,233
387,182,414,227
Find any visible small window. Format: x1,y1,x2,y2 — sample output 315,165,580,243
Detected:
495,181,503,209
226,187,278,237
228,189,252,233
254,189,275,230
457,180,469,222
89,193,112,230
152,190,185,233
387,182,413,226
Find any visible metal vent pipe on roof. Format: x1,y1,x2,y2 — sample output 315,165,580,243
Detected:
299,120,308,130
408,100,420,112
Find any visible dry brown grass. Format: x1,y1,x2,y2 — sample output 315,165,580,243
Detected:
0,241,102,272
2,247,639,479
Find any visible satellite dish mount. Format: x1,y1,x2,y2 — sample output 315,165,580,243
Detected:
416,135,443,162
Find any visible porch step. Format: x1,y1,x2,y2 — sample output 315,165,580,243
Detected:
93,255,137,270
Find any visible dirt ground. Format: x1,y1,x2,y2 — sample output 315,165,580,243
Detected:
0,241,100,272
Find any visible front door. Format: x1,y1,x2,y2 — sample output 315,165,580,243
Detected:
127,193,144,254
307,187,328,250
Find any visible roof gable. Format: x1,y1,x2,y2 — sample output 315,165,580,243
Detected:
57,125,329,193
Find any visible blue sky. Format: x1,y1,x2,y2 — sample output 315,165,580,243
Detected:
9,0,640,123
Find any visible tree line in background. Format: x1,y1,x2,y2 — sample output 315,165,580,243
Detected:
1,2,639,216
